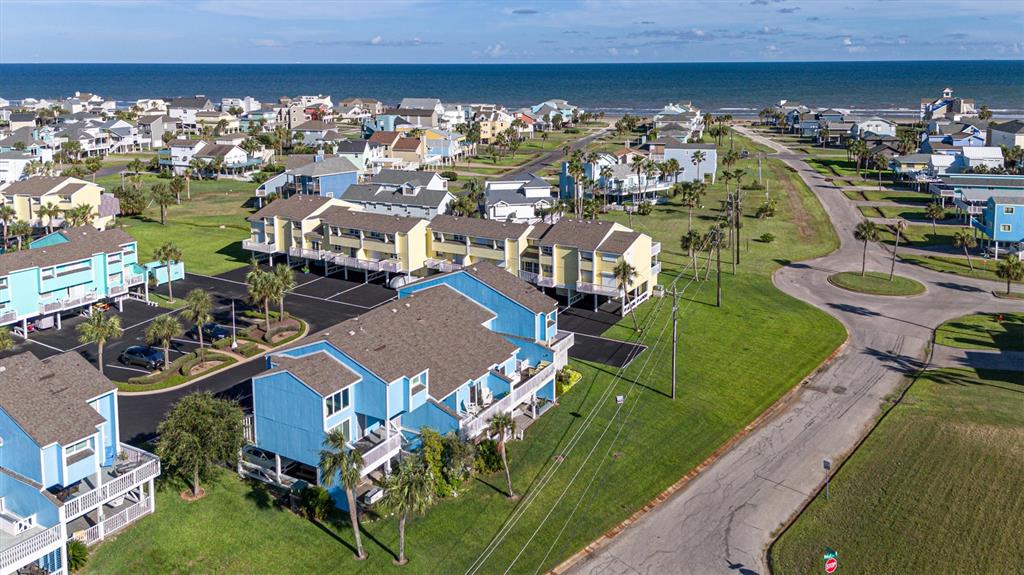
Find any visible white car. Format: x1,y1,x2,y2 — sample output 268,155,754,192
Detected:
985,244,1022,258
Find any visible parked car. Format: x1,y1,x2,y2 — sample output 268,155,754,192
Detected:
985,244,1022,258
118,346,164,370
187,322,230,342
242,446,275,469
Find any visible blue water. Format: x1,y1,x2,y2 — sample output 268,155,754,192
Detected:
1,61,1022,117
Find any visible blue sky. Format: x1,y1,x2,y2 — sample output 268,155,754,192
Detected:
1,0,1022,63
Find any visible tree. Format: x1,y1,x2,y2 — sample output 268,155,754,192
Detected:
487,412,518,499
153,242,182,302
272,263,295,319
679,182,705,234
996,254,1024,295
889,218,908,281
691,150,707,183
67,540,89,573
0,327,15,351
449,194,478,217
614,259,640,331
318,428,367,560
156,392,245,498
36,202,62,234
952,229,978,272
169,176,186,205
9,220,31,251
151,182,175,225
924,202,945,235
62,141,82,163
146,314,182,369
680,229,701,279
246,268,278,331
181,289,213,360
84,157,102,182
853,220,880,276
664,158,680,183
64,204,94,228
377,455,435,566
76,312,122,375
978,105,993,121
0,204,14,247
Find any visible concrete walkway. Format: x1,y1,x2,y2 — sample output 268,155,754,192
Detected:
567,126,1024,575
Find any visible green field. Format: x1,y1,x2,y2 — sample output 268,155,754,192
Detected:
857,205,934,221
86,133,845,574
842,188,932,204
828,271,926,296
771,367,1024,575
877,222,968,249
935,312,1024,351
100,174,254,276
900,254,1023,287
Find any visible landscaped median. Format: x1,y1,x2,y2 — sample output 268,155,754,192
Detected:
828,271,926,296
116,315,308,393
935,312,1024,351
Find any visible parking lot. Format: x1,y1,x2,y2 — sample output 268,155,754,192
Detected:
557,305,648,368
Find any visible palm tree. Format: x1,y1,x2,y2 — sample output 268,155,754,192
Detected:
169,176,186,205
630,155,646,205
614,259,640,331
246,268,278,331
0,204,14,247
377,455,435,566
183,167,194,200
65,204,94,228
678,182,701,233
77,312,122,375
978,105,993,120
153,242,182,302
181,289,213,360
9,220,31,251
146,314,182,369
691,150,706,183
952,230,978,272
889,219,908,281
0,327,14,351
151,182,175,225
853,220,880,276
36,203,61,234
680,229,701,279
924,202,945,235
272,263,295,319
996,254,1024,295
664,158,680,183
487,412,518,499
318,429,368,561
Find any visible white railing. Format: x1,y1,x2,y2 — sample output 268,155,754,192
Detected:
550,331,575,354
576,282,619,297
651,261,662,275
124,273,145,286
288,246,322,260
41,300,62,314
426,259,463,273
461,362,557,439
62,445,160,520
73,495,153,547
332,254,403,273
242,239,277,253
0,524,62,572
518,270,539,284
651,242,662,256
0,309,17,325
537,276,556,288
359,432,403,478
243,414,254,444
108,284,128,296
622,290,651,315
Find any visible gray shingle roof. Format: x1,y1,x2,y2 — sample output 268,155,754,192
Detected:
0,227,135,276
340,183,450,209
1,176,85,198
290,156,358,177
534,218,617,251
459,260,557,314
266,351,361,396
398,98,441,110
992,119,1024,134
0,352,115,446
428,215,529,239
319,205,423,234
597,230,641,254
247,194,332,222
370,169,439,187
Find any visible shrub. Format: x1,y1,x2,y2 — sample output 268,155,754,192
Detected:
440,170,458,181
212,337,233,350
557,367,582,395
473,439,503,475
564,127,581,134
759,232,776,243
420,428,451,497
237,342,261,357
441,432,476,493
298,485,333,522
743,180,765,190
756,197,778,219
263,318,300,343
126,352,197,386
67,539,88,572
637,203,653,216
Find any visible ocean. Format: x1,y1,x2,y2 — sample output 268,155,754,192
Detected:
1,61,1022,118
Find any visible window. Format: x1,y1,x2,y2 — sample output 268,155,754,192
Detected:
325,388,350,417
541,246,553,256
601,252,618,263
65,439,90,457
1000,224,1012,233
581,251,593,262
1004,206,1016,215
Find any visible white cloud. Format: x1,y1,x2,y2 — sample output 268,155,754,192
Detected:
846,45,866,53
251,38,282,48
607,47,619,55
485,42,505,57
370,35,383,45
842,36,853,45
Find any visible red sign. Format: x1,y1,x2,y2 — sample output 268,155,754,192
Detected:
824,557,838,573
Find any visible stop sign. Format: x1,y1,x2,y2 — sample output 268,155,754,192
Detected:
824,557,838,573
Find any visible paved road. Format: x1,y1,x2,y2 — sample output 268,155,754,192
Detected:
569,127,1024,575
511,124,613,175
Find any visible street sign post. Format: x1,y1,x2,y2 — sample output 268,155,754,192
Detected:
823,548,839,573
823,459,832,500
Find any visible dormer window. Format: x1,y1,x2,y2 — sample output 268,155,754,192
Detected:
65,439,90,457
326,388,350,417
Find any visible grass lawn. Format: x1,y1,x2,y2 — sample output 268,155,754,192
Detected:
828,271,926,296
770,367,1024,575
467,152,539,167
900,254,1023,287
877,222,969,249
842,189,932,204
935,312,1024,351
857,205,937,221
102,174,254,276
86,133,845,574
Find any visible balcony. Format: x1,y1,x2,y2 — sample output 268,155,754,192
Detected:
0,524,62,574
60,444,160,521
518,270,539,284
651,261,662,275
242,239,277,254
461,362,557,440
576,282,619,297
356,425,403,478
330,254,404,273
108,284,128,296
288,246,323,260
71,493,153,547
425,258,463,273
550,330,575,354
652,242,662,257
40,291,99,315
0,309,16,325
124,273,146,287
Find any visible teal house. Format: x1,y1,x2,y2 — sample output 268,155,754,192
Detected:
972,196,1024,257
0,352,161,575
0,227,181,336
246,261,572,508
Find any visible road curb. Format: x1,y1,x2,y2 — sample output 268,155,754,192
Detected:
551,332,852,574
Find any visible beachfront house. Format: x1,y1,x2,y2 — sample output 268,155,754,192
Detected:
920,87,977,121
0,352,161,575
166,96,215,133
244,263,569,508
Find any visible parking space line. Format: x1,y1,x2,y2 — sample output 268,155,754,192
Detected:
27,339,67,353
188,271,391,310
106,364,150,374
64,308,182,352
325,284,365,300
293,277,322,290
171,337,204,347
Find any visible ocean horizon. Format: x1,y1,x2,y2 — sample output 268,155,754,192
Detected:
2,60,1022,117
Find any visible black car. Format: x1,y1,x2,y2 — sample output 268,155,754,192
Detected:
119,346,164,370
187,322,230,342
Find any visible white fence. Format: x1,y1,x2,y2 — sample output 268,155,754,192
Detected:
461,362,557,439
73,494,153,547
0,525,62,573
62,445,159,520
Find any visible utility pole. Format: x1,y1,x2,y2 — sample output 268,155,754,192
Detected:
671,287,678,400
730,193,737,275
716,234,722,307
735,191,742,266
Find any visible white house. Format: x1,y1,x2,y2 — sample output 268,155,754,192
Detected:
221,96,262,114
851,117,897,139
956,147,1004,171
167,96,215,130
161,138,207,175
0,151,35,183
664,142,718,184
484,173,554,223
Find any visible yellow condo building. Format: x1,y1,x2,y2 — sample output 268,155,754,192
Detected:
0,175,115,231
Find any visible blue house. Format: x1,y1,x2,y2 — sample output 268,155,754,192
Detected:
0,227,181,337
246,261,572,508
280,156,360,200
0,352,161,575
972,196,1024,257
